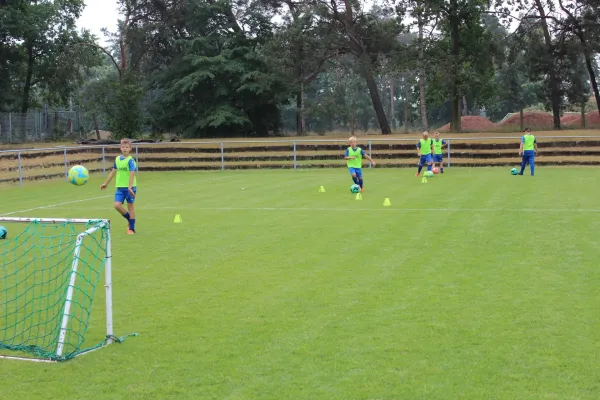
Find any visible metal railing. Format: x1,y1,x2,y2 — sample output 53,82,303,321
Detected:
1,135,599,186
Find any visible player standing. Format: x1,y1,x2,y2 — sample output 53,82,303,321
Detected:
344,136,376,192
432,131,447,173
100,138,138,234
518,127,538,176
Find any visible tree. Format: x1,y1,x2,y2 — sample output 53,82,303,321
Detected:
563,36,592,126
150,0,288,137
557,0,600,116
265,1,334,135
0,0,100,139
492,37,540,128
312,0,401,134
404,0,493,132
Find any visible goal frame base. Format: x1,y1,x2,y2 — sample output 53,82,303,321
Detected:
0,217,114,362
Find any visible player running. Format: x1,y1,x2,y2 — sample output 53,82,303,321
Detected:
100,138,138,234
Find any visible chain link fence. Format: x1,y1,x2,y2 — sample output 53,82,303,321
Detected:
0,111,92,143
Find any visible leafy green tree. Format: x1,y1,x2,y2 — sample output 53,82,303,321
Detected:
150,1,288,137
0,0,101,139
557,0,600,116
311,0,403,134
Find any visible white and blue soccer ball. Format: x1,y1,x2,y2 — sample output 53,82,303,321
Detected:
0,225,6,240
68,165,89,186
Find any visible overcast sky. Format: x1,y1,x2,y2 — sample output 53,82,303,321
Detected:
76,0,120,44
75,0,562,45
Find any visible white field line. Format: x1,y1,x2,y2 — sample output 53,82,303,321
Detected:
1,176,234,217
26,206,600,213
1,195,113,216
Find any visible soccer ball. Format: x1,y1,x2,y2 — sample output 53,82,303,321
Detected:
350,184,361,193
510,168,518,175
68,165,89,186
424,171,434,178
432,167,440,174
0,225,6,240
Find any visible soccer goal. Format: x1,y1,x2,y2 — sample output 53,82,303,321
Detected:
0,217,115,362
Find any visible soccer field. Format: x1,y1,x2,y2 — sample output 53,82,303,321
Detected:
1,168,600,399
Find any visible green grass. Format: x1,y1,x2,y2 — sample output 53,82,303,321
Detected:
1,167,600,399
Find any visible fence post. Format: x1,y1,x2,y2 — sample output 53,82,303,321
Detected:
63,149,68,179
220,142,224,170
17,151,23,187
447,139,451,167
368,140,372,168
293,141,297,170
8,112,12,143
102,147,106,175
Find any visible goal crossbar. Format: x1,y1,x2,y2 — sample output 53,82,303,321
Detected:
0,217,114,362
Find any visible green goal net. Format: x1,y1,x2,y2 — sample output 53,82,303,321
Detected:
0,218,117,362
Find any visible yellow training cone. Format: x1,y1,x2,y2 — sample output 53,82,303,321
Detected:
383,198,391,206
174,214,183,223
355,192,362,200
318,186,326,192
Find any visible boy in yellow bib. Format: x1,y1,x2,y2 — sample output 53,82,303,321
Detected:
416,131,434,176
100,138,138,234
518,127,538,176
344,136,376,192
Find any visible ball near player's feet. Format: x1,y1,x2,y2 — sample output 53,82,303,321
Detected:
350,184,361,193
432,167,440,174
510,168,518,175
68,165,90,186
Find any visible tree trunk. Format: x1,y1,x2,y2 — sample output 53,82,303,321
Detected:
520,108,524,131
533,0,561,129
557,0,600,116
581,103,586,128
359,54,391,134
404,81,409,134
119,34,127,72
300,80,306,134
350,98,356,134
449,2,461,132
417,6,428,130
390,77,395,131
20,40,35,140
462,95,468,115
582,49,600,117
296,91,303,136
93,113,101,140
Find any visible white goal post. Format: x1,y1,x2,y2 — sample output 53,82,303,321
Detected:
0,217,114,362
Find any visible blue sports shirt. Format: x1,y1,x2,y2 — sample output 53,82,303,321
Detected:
113,156,137,171
345,148,366,157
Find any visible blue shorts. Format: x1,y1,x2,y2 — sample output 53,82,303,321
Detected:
348,167,363,178
115,187,136,204
419,154,432,165
433,154,443,163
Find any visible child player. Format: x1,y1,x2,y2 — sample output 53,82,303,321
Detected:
344,136,376,192
100,138,138,234
518,127,538,176
415,131,434,176
432,131,447,173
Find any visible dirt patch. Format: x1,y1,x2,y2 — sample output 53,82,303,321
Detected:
438,116,497,132
499,112,554,129
561,111,600,127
